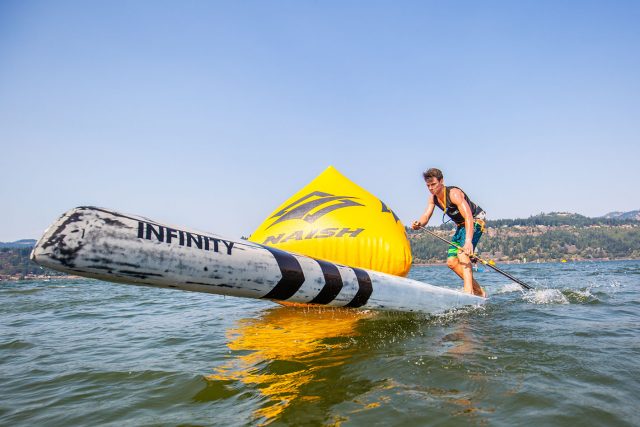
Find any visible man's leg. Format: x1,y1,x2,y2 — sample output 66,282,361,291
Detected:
448,225,486,297
472,278,486,297
469,223,486,297
457,253,475,295
447,255,486,297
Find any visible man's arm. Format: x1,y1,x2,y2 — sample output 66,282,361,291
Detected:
449,188,475,255
412,197,435,229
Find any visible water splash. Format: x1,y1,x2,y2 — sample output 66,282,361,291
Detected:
565,288,594,302
430,304,486,325
495,283,524,294
522,289,569,304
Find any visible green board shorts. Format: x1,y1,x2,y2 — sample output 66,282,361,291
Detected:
448,222,483,258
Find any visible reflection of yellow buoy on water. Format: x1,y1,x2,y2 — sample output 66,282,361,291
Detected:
205,306,372,423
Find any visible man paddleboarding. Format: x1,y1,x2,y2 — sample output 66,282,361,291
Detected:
412,168,487,297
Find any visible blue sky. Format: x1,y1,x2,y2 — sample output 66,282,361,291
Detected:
1,1,639,241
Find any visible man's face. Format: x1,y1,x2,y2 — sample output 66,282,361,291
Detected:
425,177,443,195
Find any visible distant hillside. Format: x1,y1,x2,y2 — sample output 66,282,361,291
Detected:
414,211,639,232
484,211,640,228
409,210,640,264
0,239,37,248
0,246,70,278
602,210,640,221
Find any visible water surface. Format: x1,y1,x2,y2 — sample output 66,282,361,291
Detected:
1,261,638,426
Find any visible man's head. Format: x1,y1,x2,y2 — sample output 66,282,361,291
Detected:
423,168,444,195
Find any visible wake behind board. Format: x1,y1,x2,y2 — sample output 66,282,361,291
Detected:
31,207,485,314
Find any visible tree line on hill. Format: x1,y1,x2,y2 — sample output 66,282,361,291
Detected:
418,211,639,230
409,212,640,263
0,247,67,278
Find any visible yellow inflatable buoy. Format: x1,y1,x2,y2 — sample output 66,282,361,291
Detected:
249,166,412,277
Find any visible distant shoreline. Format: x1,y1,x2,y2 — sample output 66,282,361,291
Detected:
413,257,639,266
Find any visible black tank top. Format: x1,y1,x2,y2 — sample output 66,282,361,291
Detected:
433,186,483,226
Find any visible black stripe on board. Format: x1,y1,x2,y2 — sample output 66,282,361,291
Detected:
345,267,373,308
260,246,306,300
309,259,343,305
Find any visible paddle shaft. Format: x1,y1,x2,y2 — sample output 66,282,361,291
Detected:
417,226,533,290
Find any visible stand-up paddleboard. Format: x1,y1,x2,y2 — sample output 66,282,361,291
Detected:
31,206,485,314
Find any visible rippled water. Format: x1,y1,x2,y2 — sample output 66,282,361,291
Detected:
1,261,639,426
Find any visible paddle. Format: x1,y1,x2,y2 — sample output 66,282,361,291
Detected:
416,225,533,290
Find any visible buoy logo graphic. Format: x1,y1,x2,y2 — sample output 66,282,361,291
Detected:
267,191,364,229
380,201,401,223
